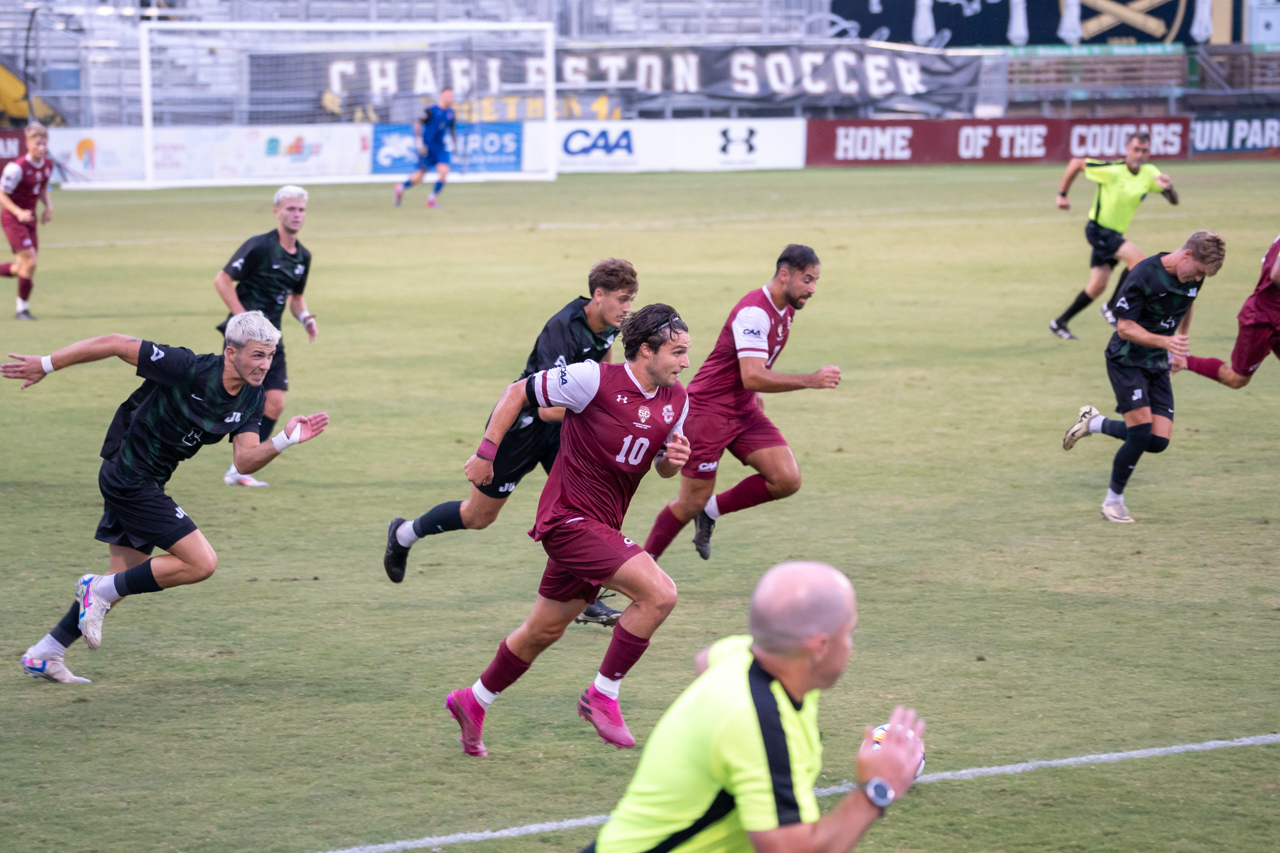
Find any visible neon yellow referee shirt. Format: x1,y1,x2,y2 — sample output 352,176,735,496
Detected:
1083,160,1164,234
592,635,823,853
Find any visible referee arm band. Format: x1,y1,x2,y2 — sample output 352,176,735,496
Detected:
41,355,55,374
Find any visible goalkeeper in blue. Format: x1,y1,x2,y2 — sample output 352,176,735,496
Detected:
395,88,457,209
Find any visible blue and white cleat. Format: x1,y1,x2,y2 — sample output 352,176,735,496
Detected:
76,574,112,650
22,650,91,683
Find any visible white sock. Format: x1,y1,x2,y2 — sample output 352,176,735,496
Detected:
1105,488,1125,506
91,574,123,604
593,672,622,700
227,464,240,475
395,520,420,548
1088,415,1106,434
703,495,722,521
16,297,28,312
471,678,498,708
30,633,67,659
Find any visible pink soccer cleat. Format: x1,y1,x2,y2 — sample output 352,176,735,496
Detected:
426,197,438,208
445,687,488,757
578,684,636,749
393,185,404,207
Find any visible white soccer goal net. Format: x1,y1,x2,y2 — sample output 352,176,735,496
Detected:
60,21,556,189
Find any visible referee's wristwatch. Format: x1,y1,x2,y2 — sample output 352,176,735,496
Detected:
857,778,896,816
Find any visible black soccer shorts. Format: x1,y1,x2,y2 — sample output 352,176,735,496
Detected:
1086,220,1127,269
476,417,560,500
1106,359,1174,420
95,464,199,554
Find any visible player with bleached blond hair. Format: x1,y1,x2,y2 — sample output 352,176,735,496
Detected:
214,185,317,487
0,122,54,320
4,312,328,684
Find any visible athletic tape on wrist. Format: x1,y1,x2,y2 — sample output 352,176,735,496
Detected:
271,422,303,453
298,311,314,325
476,438,499,461
41,355,55,374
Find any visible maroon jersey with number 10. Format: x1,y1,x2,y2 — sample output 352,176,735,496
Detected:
529,360,688,538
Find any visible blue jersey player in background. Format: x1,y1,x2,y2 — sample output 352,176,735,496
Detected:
395,88,457,209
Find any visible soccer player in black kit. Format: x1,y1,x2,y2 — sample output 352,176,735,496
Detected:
4,312,328,683
384,259,638,625
215,185,317,487
1061,231,1225,523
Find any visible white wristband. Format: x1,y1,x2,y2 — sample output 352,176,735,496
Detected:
271,422,303,453
41,355,55,374
298,311,314,325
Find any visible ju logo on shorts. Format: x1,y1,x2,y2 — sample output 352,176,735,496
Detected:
1132,389,1143,401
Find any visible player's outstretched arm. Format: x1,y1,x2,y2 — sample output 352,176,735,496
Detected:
740,357,840,394
463,380,528,488
3,334,142,389
1057,158,1086,210
748,706,925,853
1157,173,1179,205
232,412,329,474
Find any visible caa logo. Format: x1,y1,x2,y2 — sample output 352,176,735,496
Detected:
697,461,719,472
564,129,633,156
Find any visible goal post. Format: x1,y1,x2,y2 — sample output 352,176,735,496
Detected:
120,20,558,189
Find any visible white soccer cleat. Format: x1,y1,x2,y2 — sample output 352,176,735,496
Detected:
224,466,268,487
22,649,91,683
1063,405,1101,451
76,574,112,651
1101,502,1134,523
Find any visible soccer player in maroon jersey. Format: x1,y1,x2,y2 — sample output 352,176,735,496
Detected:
1183,231,1280,389
0,123,54,321
644,244,840,562
444,304,692,756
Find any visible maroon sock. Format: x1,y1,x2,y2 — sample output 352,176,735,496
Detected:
17,278,33,300
643,505,689,559
599,623,650,680
0,263,12,277
478,640,532,694
715,474,775,516
1186,355,1224,381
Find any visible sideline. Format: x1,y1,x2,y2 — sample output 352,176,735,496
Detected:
313,732,1280,853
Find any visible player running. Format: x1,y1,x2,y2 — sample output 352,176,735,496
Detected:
0,122,53,321
384,259,638,627
1061,231,1224,523
4,312,328,683
644,244,839,562
1050,131,1178,341
394,88,456,209
443,304,691,756
214,185,316,488
1184,231,1280,389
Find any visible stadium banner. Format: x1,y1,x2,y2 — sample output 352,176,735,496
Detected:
253,42,983,120
371,123,522,175
0,130,25,170
806,117,1190,166
1190,115,1280,158
531,119,806,174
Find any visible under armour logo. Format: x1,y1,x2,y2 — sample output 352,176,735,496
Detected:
616,394,629,404
150,345,165,362
720,127,756,155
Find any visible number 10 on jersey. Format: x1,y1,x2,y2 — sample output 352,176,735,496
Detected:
615,435,650,465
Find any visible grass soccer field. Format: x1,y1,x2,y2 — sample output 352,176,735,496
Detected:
2,162,1278,853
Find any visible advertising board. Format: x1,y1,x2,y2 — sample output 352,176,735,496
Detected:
550,119,806,174
1190,115,1280,157
371,123,522,175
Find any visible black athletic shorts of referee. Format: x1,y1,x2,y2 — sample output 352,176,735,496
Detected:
383,260,638,626
5,312,328,684
1050,131,1178,341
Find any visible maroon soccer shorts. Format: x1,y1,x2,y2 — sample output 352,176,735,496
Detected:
1230,320,1280,376
681,405,789,481
1,211,36,254
537,517,645,604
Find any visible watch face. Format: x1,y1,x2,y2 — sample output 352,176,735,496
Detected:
865,778,895,808
871,781,891,799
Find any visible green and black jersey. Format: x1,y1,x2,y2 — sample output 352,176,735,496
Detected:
511,296,618,432
100,341,265,487
1082,160,1164,234
592,635,822,853
222,231,311,329
1107,253,1202,371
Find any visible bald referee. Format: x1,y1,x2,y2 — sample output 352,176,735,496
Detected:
584,562,925,853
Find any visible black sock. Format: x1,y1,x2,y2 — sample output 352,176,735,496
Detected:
258,416,277,442
1057,291,1094,326
113,559,163,597
412,500,466,538
1109,422,1152,494
1099,418,1128,439
50,601,82,647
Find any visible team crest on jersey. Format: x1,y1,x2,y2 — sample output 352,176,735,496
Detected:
637,405,650,422
662,404,675,424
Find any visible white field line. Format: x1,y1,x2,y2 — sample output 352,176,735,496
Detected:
313,732,1280,853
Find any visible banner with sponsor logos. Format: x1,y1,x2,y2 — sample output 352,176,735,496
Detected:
806,117,1189,166
1190,114,1280,158
371,123,522,175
